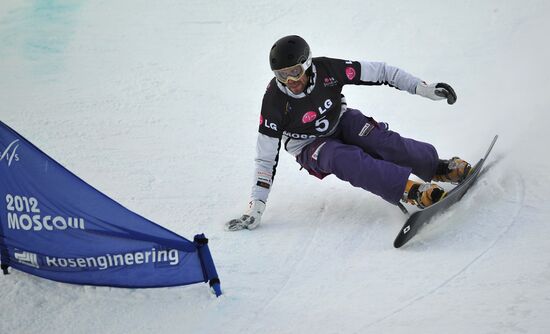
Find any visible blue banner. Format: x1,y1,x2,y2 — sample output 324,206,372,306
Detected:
0,121,221,295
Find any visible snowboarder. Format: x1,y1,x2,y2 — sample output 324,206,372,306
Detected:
226,35,471,231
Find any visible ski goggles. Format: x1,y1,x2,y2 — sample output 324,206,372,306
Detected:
273,55,313,84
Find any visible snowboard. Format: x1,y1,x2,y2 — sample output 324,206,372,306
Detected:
393,135,499,248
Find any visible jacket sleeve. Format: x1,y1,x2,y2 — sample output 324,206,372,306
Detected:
359,61,422,94
250,133,281,203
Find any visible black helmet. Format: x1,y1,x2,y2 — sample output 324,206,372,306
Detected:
269,35,311,71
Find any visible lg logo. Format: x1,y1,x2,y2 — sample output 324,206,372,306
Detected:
314,99,333,132
260,115,278,131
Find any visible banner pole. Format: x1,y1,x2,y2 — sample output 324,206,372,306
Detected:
194,234,222,297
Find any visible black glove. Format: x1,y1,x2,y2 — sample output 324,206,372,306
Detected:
416,82,457,105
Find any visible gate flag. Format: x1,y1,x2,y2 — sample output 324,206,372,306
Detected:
0,121,221,296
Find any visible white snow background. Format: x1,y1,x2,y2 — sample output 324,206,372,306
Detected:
1,0,550,333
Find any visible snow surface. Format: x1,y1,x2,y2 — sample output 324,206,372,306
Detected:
2,0,550,333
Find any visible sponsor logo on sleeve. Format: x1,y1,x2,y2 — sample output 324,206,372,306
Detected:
345,67,356,80
256,171,272,189
262,119,278,131
261,115,278,131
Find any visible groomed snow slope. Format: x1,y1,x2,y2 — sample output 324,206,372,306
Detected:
1,1,550,333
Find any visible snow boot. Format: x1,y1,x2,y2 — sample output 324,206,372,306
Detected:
433,157,472,184
402,180,446,209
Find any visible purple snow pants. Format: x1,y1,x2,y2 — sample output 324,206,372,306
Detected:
296,108,439,204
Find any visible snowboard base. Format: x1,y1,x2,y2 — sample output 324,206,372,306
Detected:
393,135,498,248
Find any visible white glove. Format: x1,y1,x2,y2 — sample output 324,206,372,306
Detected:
416,82,457,105
225,200,266,231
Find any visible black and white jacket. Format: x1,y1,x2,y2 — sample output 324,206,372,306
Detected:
251,57,422,203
